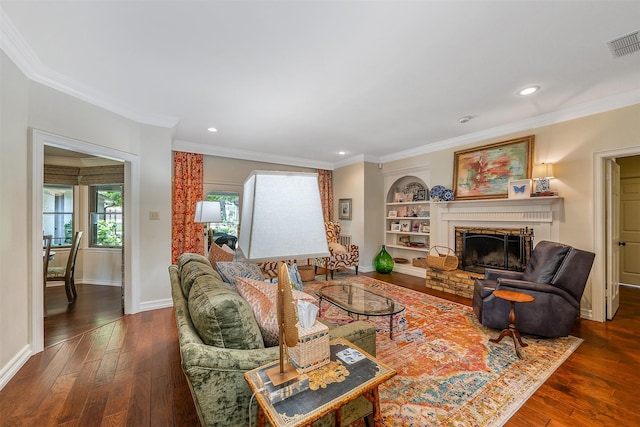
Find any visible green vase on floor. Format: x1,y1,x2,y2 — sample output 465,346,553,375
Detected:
374,245,394,273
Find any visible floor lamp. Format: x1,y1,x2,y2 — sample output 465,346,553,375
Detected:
194,200,222,252
238,171,329,388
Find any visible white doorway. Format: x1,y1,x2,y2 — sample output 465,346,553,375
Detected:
31,129,141,353
593,146,640,322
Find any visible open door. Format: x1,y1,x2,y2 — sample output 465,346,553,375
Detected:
620,175,640,286
606,159,620,319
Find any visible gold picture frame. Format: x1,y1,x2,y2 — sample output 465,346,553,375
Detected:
453,135,534,200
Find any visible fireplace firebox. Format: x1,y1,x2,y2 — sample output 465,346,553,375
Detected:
455,227,533,274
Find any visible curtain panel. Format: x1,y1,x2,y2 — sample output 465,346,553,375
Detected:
172,151,204,263
317,169,333,223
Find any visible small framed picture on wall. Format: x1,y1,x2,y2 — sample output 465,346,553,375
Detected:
339,198,352,220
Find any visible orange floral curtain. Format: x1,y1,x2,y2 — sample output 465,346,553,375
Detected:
317,169,333,223
172,151,204,263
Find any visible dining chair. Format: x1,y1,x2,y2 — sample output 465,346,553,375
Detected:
43,235,53,315
47,231,83,303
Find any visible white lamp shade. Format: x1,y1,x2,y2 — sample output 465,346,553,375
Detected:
532,163,555,179
238,171,330,262
194,201,222,223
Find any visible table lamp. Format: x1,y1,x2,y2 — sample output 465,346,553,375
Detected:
238,171,329,388
194,200,222,250
532,163,555,193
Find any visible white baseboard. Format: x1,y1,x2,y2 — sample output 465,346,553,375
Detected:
0,345,32,391
139,298,173,312
580,307,593,320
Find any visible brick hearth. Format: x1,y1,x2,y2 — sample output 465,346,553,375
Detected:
425,268,484,299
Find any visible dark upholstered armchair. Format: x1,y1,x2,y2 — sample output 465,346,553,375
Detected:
473,240,595,338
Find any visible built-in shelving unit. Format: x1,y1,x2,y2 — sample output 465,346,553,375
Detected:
384,176,430,275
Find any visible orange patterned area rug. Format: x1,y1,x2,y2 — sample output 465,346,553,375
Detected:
304,276,582,426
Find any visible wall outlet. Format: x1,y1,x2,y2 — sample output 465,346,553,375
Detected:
149,211,160,220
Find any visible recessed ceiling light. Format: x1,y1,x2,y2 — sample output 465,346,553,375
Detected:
458,116,472,124
518,86,540,96
338,151,347,156
207,127,218,132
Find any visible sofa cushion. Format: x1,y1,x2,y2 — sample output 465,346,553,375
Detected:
188,276,264,350
177,252,211,274
180,259,223,297
216,261,264,286
235,277,317,347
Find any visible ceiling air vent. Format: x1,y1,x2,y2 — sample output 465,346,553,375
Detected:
607,30,640,58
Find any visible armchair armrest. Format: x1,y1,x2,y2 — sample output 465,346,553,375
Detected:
496,278,579,309
484,268,523,281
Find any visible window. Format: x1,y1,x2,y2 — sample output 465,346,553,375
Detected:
90,184,123,247
43,185,74,247
206,191,239,237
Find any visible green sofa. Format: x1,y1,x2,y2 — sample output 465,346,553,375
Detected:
169,253,377,426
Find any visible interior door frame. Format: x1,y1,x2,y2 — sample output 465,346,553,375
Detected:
593,145,640,322
30,129,141,353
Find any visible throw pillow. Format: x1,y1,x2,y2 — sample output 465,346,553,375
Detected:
188,276,264,350
216,261,264,287
208,243,235,270
329,241,348,254
235,277,317,347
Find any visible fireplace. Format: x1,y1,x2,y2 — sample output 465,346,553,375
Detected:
455,227,534,274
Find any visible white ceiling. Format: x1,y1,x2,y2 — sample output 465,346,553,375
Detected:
2,1,639,169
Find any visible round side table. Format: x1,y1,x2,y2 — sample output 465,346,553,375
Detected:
489,289,535,359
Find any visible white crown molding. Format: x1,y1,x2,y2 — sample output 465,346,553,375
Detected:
172,140,336,171
0,9,179,129
380,90,640,164
332,153,381,169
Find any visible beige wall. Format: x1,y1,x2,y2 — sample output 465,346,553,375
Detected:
332,162,384,270
0,51,31,373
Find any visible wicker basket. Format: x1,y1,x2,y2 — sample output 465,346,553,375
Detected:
426,246,458,271
298,264,316,282
289,321,330,373
412,257,427,268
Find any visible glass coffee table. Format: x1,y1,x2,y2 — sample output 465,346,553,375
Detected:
316,282,405,339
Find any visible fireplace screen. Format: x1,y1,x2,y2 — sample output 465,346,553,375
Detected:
455,228,533,274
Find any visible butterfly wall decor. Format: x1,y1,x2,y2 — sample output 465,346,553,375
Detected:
508,179,531,198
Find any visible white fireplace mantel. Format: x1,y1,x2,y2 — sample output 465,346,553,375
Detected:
436,197,563,247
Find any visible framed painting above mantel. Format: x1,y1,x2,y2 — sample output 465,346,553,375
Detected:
453,135,534,200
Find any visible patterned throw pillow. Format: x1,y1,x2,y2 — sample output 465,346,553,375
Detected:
208,244,235,270
235,277,317,347
216,262,264,287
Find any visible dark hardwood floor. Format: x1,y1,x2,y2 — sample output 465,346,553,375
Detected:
1,272,638,426
45,284,124,348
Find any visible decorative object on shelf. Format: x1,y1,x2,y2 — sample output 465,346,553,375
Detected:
388,210,397,218
426,246,459,271
412,222,420,232
403,182,425,201
442,188,454,201
416,189,426,201
453,135,534,200
429,185,446,201
532,163,555,193
393,257,409,264
409,206,420,217
396,206,408,217
338,198,352,220
421,223,430,233
390,222,401,231
508,179,532,199
374,245,395,273
400,220,411,232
